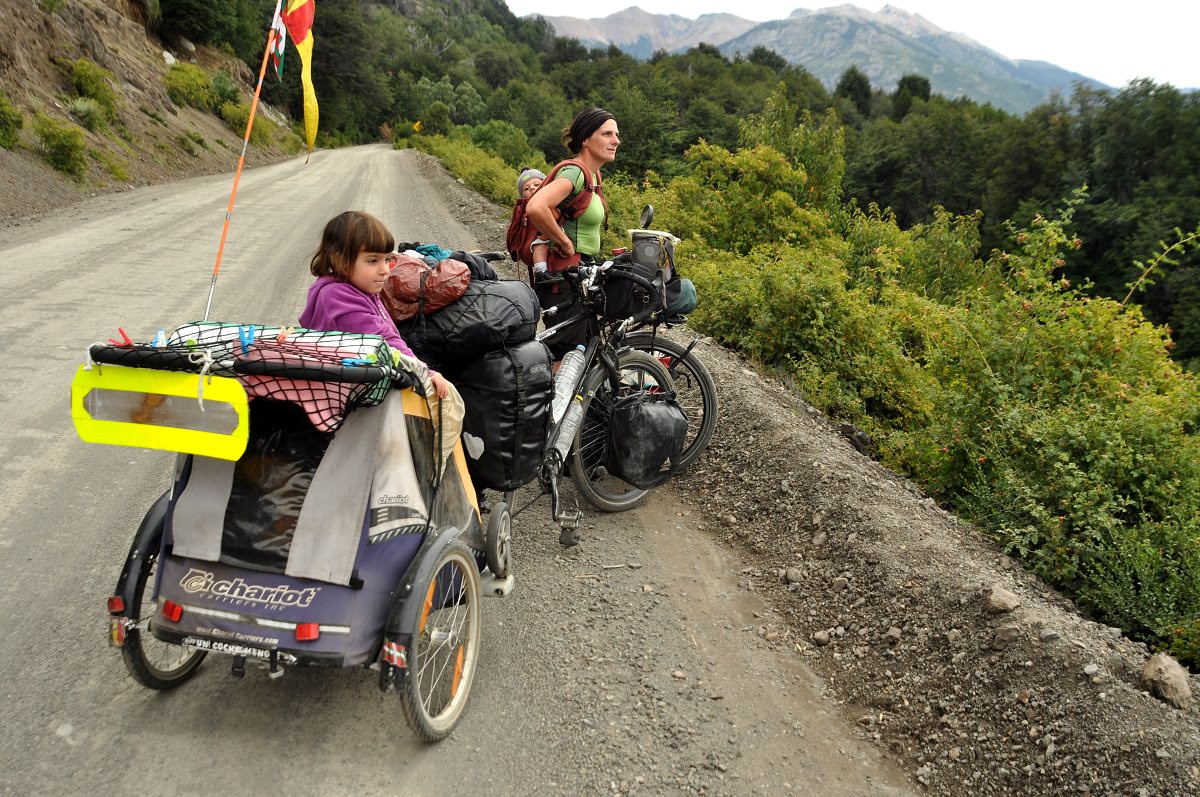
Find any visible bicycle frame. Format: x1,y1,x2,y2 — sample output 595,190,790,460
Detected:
528,262,661,535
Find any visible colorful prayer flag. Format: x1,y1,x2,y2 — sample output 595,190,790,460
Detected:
281,0,318,158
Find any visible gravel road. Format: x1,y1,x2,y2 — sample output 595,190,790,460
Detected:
0,145,915,796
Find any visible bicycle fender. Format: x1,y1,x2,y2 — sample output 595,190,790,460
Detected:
111,490,170,617
377,524,465,692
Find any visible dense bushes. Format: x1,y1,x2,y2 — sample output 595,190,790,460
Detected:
33,114,88,176
70,59,118,120
165,63,242,114
670,159,1200,663
404,131,516,206
0,90,23,149
466,119,541,170
219,101,274,146
165,63,217,110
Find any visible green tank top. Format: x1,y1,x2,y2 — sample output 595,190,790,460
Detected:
557,165,605,256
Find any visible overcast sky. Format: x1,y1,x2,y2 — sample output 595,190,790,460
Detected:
503,1,1198,90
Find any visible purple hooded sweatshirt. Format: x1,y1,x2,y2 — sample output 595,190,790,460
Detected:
299,275,418,359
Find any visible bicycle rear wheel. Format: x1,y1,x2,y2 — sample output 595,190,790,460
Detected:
624,332,718,469
569,350,674,512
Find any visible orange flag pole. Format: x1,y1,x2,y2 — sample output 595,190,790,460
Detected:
202,23,279,322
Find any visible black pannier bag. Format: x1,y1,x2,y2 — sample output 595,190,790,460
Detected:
397,279,539,372
456,340,554,492
606,390,688,489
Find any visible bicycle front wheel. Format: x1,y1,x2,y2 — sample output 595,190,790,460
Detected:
624,332,718,469
400,540,483,742
570,350,674,512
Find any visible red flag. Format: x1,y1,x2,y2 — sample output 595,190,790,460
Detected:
281,0,318,156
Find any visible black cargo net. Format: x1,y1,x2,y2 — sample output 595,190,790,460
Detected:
87,323,393,432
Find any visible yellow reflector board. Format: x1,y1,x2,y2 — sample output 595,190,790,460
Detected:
72,364,249,460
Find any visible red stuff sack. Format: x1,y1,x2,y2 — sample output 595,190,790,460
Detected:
381,255,471,322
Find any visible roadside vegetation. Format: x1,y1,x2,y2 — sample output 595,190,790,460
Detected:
0,89,23,149
393,96,1200,667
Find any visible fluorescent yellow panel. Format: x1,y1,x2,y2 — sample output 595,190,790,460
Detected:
72,364,249,460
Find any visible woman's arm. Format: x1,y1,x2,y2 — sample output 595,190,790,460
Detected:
525,176,576,255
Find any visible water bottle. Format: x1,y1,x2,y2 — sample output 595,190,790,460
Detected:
550,345,586,424
551,394,585,464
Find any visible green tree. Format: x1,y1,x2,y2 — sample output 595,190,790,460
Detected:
600,75,681,178
474,45,526,89
891,73,931,121
739,83,845,210
680,96,737,150
746,46,787,74
835,66,871,117
158,0,237,44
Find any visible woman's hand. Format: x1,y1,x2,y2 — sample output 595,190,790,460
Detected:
554,238,576,258
430,371,451,399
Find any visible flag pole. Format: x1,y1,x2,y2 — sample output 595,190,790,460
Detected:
202,19,280,322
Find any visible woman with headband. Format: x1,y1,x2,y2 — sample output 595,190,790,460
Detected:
524,107,619,356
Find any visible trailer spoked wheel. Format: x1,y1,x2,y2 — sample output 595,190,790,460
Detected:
400,540,482,742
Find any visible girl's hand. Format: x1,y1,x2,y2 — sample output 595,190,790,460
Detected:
430,371,451,399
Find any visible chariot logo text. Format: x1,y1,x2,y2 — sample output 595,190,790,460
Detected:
180,569,319,609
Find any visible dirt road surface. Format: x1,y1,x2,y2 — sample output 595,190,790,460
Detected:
0,145,915,796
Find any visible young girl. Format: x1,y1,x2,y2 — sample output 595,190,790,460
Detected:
299,210,451,398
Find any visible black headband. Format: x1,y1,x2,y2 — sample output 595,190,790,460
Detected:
567,107,615,153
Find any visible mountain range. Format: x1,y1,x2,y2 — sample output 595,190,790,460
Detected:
535,4,1106,115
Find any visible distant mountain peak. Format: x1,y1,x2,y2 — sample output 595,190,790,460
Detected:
532,3,1103,114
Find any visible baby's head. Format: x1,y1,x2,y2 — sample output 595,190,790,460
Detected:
310,210,395,279
517,167,546,200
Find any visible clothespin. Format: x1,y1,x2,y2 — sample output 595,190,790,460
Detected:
107,327,134,347
275,325,295,343
152,329,167,348
238,324,256,355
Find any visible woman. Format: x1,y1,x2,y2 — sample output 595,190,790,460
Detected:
525,107,618,356
525,106,618,267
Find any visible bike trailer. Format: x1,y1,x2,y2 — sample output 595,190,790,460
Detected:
149,387,482,668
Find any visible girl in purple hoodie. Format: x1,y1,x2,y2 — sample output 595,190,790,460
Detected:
299,210,450,398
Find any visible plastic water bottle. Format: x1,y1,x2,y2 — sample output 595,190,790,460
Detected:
551,394,585,464
550,345,586,424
